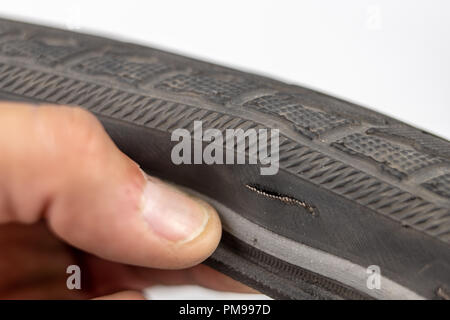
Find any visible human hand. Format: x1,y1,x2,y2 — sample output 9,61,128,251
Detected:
0,102,249,299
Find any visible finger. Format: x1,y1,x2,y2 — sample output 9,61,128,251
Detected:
187,265,259,293
81,254,257,294
0,223,74,294
0,102,221,269
141,264,258,293
93,290,146,300
133,265,258,293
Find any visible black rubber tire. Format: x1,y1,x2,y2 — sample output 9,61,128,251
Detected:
0,18,449,300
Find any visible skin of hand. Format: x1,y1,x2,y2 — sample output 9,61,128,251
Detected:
0,102,253,299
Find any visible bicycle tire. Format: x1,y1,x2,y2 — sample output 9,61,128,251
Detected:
0,18,449,300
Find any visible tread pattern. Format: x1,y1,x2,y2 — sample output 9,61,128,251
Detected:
423,174,450,199
0,19,449,245
332,133,447,179
244,94,355,139
155,72,262,104
0,39,84,66
367,126,450,159
73,53,174,85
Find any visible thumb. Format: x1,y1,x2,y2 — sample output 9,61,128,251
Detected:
0,102,221,269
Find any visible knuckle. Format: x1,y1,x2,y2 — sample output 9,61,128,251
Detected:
39,106,111,169
63,107,102,135
63,108,109,159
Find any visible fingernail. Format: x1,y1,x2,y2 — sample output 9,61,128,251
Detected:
140,172,211,243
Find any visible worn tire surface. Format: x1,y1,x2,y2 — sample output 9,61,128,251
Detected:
0,18,449,300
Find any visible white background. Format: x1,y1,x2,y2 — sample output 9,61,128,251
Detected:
1,0,449,299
